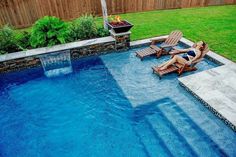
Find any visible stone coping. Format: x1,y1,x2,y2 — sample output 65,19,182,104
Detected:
178,64,236,131
0,36,115,63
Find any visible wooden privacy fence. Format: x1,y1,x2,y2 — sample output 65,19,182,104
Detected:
0,0,235,28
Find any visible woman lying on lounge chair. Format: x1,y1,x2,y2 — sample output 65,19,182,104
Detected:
158,41,206,70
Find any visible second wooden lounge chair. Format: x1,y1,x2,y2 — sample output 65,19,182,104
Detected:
136,30,183,60
152,44,209,79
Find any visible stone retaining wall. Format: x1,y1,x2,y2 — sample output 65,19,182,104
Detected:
0,31,133,73
0,35,126,73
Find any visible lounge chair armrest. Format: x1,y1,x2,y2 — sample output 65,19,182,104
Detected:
150,37,167,43
160,44,176,48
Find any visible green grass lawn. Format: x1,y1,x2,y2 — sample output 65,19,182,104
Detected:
19,5,236,61
97,5,236,62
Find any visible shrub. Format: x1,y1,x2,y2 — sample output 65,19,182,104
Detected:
68,20,81,42
15,31,31,50
69,15,97,41
30,16,69,48
0,25,18,54
97,27,109,37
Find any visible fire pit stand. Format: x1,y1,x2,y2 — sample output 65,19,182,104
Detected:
110,30,131,50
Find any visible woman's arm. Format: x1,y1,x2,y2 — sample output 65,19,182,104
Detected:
175,48,191,53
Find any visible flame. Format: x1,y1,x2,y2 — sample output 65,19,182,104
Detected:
115,16,121,23
109,15,123,24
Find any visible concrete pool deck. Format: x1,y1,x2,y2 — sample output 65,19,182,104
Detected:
178,38,236,131
131,37,236,131
179,63,236,131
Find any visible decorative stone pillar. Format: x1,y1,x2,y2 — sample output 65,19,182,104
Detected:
110,30,131,50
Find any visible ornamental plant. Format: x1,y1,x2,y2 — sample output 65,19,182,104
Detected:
0,25,18,54
97,27,110,37
15,31,31,50
30,16,69,48
69,15,98,41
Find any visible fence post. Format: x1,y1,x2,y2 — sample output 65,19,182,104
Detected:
100,0,108,29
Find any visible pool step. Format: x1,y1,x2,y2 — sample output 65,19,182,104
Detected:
134,119,173,157
146,112,198,157
157,102,227,157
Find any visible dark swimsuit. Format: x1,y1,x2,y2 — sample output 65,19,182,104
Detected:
182,50,196,61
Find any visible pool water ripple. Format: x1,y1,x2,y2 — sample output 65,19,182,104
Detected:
0,46,235,157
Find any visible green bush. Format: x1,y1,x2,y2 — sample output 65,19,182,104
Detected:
0,16,110,55
30,16,69,48
69,15,98,41
0,25,18,54
97,27,109,37
15,31,31,50
68,20,81,42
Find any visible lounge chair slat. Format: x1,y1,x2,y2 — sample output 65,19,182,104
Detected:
136,47,158,59
166,31,182,45
152,65,178,77
166,35,176,45
164,31,176,44
168,31,183,45
165,31,178,44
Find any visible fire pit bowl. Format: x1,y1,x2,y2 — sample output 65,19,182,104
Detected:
107,20,133,34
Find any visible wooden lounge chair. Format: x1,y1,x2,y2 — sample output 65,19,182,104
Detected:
136,30,183,60
152,44,209,79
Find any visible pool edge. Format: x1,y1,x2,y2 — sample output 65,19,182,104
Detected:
179,81,236,132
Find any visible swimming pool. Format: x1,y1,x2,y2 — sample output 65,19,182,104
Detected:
0,46,235,157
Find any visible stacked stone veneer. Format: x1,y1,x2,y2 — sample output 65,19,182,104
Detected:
0,56,41,73
110,30,131,50
0,33,132,73
0,33,133,73
70,42,115,59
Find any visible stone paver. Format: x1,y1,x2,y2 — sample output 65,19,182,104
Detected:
179,63,236,130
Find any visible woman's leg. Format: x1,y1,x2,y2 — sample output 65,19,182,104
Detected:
160,55,187,70
158,58,174,68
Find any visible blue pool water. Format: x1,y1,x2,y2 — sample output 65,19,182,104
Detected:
0,46,236,157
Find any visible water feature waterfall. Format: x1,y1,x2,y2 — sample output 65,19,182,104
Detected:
100,0,108,29
39,50,73,77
